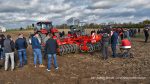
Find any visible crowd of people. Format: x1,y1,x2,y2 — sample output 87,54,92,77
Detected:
0,33,58,71
93,28,149,60
0,27,149,71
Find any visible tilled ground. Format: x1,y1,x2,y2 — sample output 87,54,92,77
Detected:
0,31,150,84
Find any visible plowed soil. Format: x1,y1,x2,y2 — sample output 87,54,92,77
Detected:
0,30,150,84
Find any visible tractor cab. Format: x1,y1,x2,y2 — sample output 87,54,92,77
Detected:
36,21,53,30
34,21,53,34
31,21,59,46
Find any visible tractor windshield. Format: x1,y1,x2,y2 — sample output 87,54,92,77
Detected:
37,24,50,30
36,22,52,30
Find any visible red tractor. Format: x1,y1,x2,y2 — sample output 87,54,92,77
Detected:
29,21,59,44
28,21,78,55
29,21,102,56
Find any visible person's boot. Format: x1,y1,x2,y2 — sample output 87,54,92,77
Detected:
105,56,108,60
39,64,45,68
18,64,23,68
102,57,105,60
112,55,116,58
24,60,27,65
0,65,2,69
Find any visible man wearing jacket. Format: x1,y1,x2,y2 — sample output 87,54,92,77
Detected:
45,33,58,71
4,35,15,71
0,34,5,60
15,34,28,67
144,28,149,43
102,33,110,60
111,30,119,58
31,33,45,68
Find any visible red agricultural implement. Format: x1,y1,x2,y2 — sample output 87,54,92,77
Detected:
29,21,102,56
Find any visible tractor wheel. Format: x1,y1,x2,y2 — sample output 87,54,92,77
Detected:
79,44,85,52
63,45,67,54
69,44,74,53
59,46,63,56
73,44,79,53
63,45,69,54
69,44,73,53
66,44,71,53
62,45,66,55
87,43,94,52
72,44,76,53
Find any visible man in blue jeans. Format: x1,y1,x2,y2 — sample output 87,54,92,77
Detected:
0,34,5,60
15,34,28,67
111,30,119,58
45,33,58,71
31,33,45,68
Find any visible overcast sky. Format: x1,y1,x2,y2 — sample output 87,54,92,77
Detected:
0,0,150,28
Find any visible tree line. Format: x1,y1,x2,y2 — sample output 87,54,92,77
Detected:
12,19,150,31
56,19,150,29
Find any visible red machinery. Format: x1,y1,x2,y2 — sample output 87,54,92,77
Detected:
29,21,102,56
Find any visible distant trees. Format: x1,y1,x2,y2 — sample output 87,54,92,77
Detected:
26,25,34,30
55,22,146,29
20,27,23,30
143,20,150,24
56,24,69,29
55,23,102,29
16,20,150,30
113,23,144,28
86,23,101,29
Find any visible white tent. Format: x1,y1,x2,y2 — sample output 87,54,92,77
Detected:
0,26,6,32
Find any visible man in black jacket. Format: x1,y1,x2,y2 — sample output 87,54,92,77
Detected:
111,30,119,58
15,33,28,67
45,33,58,71
144,28,149,43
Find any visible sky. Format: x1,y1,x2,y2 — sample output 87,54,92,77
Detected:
0,0,150,28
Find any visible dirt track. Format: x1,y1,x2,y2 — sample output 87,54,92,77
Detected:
0,30,150,84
